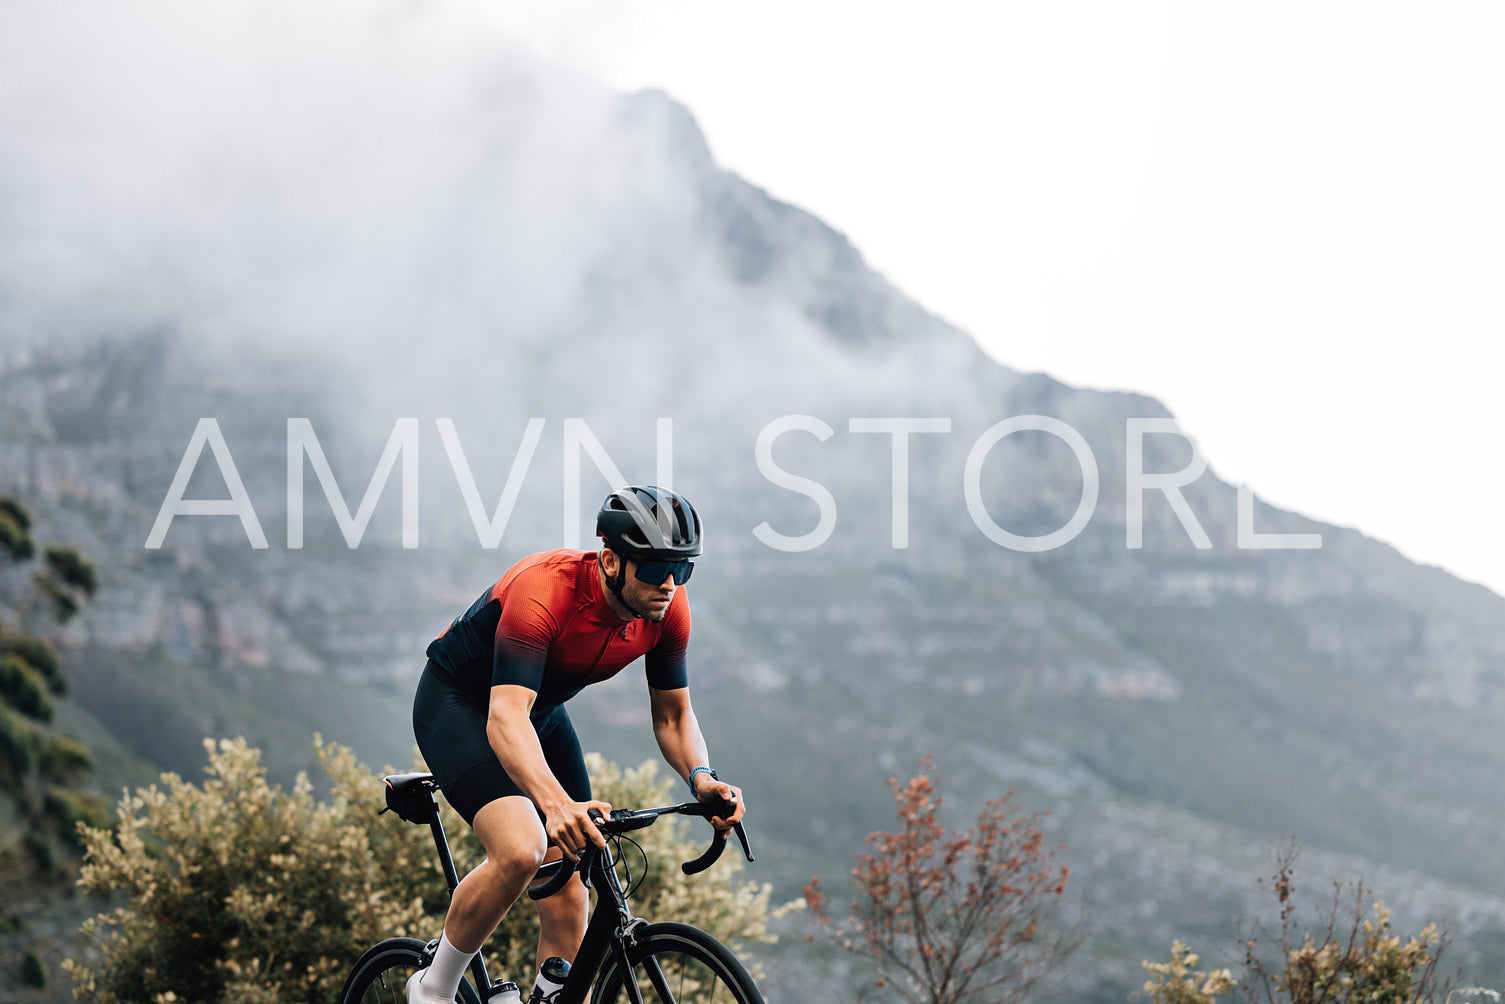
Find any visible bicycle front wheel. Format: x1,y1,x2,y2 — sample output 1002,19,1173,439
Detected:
336,936,485,1004
590,922,764,1004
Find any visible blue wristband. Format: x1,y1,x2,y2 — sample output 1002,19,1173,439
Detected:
689,766,717,791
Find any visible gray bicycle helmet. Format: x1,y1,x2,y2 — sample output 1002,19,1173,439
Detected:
596,486,703,560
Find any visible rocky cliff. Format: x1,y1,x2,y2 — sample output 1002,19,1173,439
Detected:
3,69,1503,1004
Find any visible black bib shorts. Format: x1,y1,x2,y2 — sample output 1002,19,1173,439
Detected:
412,661,592,826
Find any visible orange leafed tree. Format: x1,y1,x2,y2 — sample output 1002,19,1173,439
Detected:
806,760,1077,1004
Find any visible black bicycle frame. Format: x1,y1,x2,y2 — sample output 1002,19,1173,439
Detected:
419,810,497,995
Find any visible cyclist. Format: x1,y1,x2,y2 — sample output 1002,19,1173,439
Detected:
406,486,746,1004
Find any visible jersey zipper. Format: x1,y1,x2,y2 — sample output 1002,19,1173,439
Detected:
584,613,642,678
592,618,637,667
590,627,614,673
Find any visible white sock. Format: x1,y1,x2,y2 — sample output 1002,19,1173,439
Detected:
420,932,474,1003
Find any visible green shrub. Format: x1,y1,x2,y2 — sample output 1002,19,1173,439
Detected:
0,496,34,562
65,737,796,1004
65,738,426,1004
43,544,99,598
0,652,53,722
24,829,59,875
0,494,99,904
40,734,96,784
42,784,111,837
20,946,47,988
0,633,64,694
0,705,38,783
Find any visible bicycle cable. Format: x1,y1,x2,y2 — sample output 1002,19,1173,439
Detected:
606,833,650,900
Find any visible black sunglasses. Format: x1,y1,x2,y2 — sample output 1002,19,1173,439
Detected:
633,559,694,586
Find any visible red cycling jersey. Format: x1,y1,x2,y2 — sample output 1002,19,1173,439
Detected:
425,549,690,715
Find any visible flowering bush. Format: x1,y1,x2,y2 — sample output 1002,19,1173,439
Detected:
1143,845,1447,1004
805,759,1076,1004
1143,941,1237,1004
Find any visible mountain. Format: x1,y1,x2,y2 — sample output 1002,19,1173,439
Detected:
3,66,1504,1003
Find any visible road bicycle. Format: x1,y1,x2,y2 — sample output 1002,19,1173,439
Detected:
335,771,764,1004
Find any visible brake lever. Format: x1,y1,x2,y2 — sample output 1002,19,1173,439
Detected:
680,799,754,874
583,808,608,890
707,795,753,861
527,809,607,900
731,820,754,863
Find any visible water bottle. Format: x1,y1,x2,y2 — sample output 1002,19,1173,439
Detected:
526,957,571,1003
486,979,522,1004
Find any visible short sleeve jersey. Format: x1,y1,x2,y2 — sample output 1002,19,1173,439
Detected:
425,549,690,717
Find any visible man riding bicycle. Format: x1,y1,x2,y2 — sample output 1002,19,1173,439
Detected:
407,486,746,1004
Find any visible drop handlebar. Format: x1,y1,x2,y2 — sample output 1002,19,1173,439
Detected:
528,796,753,901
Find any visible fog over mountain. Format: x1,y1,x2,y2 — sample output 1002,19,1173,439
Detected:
4,3,1505,1001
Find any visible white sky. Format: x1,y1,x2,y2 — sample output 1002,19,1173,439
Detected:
494,0,1505,597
